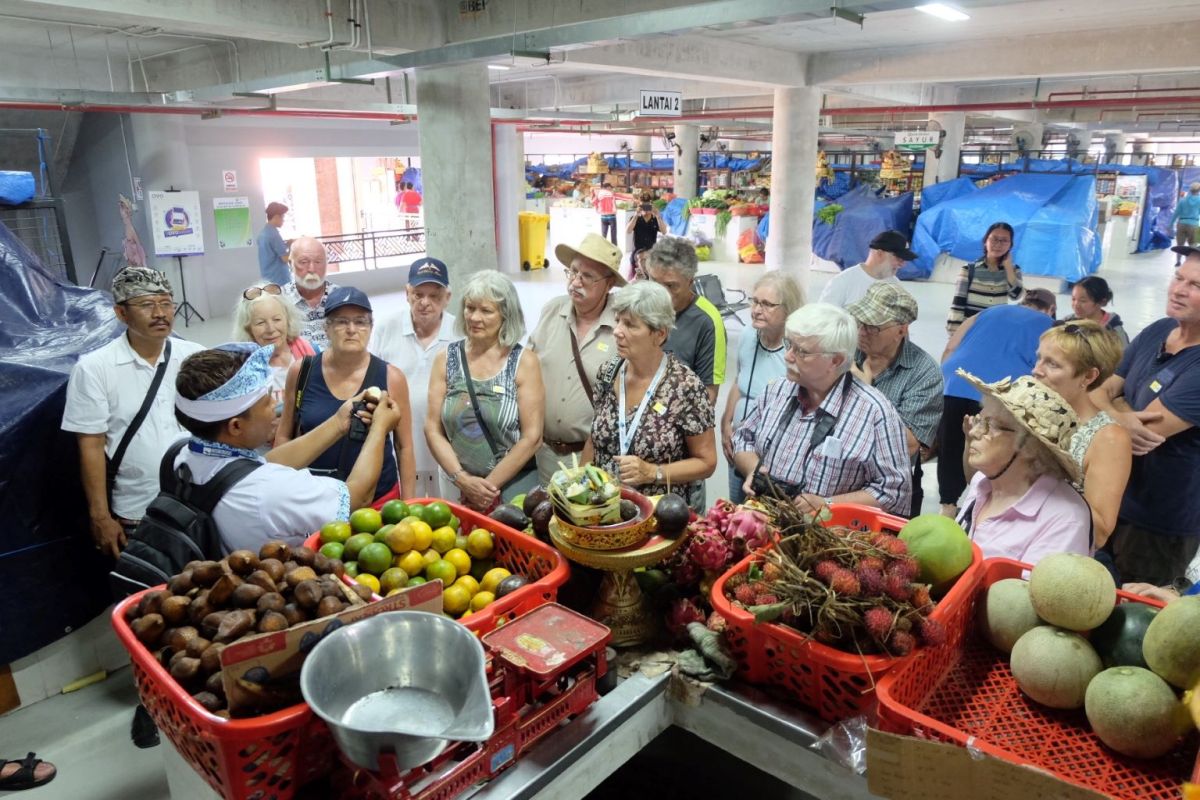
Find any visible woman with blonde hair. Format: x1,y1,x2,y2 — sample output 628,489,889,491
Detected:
232,282,315,437
1030,319,1130,546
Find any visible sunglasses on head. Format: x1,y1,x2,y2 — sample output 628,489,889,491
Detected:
243,283,282,300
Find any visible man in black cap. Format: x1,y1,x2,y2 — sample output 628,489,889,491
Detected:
257,202,290,285
371,258,455,496
818,229,917,308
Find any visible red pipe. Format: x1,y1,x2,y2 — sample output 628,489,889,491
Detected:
824,95,1200,115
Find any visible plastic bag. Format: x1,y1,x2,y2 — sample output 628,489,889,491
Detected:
0,171,35,205
810,714,871,775
737,227,764,263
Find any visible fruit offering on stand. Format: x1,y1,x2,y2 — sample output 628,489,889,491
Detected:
321,501,528,620
977,551,1200,760
718,496,947,657
122,540,368,717
548,456,622,526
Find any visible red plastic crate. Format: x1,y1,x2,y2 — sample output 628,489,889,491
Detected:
111,498,568,800
875,557,1200,800
709,503,984,722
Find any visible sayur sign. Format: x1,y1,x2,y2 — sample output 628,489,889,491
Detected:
894,131,941,152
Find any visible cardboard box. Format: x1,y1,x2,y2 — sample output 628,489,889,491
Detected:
219,580,443,714
866,728,1106,800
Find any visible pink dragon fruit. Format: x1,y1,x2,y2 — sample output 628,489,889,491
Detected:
687,530,733,572
704,499,737,536
665,597,707,639
672,558,703,587
726,507,772,555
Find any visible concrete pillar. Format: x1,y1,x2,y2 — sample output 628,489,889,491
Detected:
922,111,966,186
765,86,820,284
1104,133,1128,165
415,62,498,286
630,135,653,163
673,124,699,199
493,123,524,273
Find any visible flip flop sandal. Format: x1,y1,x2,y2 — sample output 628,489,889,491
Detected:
0,753,56,791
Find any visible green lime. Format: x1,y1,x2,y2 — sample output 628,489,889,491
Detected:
373,524,395,544
320,521,352,545
344,533,375,562
319,542,345,560
349,507,383,534
446,514,461,531
406,576,427,587
423,501,452,529
380,499,409,525
344,561,360,577
406,504,426,523
358,542,394,575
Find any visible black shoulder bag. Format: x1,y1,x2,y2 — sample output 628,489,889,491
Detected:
106,338,172,513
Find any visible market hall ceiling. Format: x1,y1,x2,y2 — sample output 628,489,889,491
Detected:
2,0,1200,130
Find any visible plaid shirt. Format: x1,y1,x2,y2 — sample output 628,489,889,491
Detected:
283,281,341,352
855,337,944,448
732,372,912,515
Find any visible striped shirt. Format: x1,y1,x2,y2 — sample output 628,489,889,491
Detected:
856,338,944,448
946,259,1023,332
732,372,912,515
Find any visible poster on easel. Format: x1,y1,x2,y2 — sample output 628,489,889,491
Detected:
148,190,204,256
213,196,253,249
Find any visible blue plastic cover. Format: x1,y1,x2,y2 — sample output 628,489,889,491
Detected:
813,185,916,270
921,176,979,211
0,171,35,205
907,173,1101,281
0,220,123,663
663,197,690,235
757,211,769,241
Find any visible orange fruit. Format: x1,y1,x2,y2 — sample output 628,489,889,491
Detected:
442,585,471,616
320,521,352,545
379,567,409,594
453,575,480,596
421,548,440,566
480,567,512,594
343,533,375,562
429,523,455,553
466,528,494,559
443,548,471,576
425,559,457,586
355,573,380,595
349,507,383,534
373,524,394,545
396,550,425,577
410,521,434,552
384,522,416,555
470,591,495,612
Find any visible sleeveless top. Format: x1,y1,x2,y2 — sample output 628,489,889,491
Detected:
1068,410,1115,489
442,343,525,477
298,353,398,501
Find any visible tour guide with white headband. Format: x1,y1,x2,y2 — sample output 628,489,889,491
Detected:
172,343,403,553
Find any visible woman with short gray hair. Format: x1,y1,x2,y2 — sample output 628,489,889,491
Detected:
581,281,717,510
427,270,544,511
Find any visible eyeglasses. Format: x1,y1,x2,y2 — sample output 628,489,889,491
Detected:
328,316,372,330
122,299,177,314
784,340,833,359
970,416,1017,438
563,267,608,286
243,283,282,300
749,297,782,310
860,323,900,336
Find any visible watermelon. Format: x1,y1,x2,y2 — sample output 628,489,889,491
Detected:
1089,602,1157,669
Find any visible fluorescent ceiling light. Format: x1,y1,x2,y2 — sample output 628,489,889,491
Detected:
916,3,970,21
487,64,510,71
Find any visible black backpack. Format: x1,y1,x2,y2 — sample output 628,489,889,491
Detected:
110,440,261,597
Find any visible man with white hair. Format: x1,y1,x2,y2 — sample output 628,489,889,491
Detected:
646,236,726,405
282,237,341,352
1172,182,1200,266
732,302,912,516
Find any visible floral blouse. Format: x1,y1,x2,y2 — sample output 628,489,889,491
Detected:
590,354,714,510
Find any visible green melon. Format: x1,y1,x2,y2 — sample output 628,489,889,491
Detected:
1085,667,1182,759
1090,603,1158,669
1010,626,1102,709
1028,553,1115,631
898,514,974,592
979,578,1042,653
1143,596,1200,689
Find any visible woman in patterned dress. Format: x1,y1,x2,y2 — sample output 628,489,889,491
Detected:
581,281,717,511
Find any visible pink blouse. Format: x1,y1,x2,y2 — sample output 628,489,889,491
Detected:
957,472,1092,565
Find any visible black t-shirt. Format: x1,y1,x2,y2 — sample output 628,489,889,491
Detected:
633,215,661,251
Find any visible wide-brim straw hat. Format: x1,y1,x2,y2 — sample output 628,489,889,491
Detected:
956,369,1081,484
554,233,627,286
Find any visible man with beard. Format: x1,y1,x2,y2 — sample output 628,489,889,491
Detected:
282,236,341,351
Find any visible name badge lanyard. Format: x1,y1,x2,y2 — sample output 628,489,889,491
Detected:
618,356,669,456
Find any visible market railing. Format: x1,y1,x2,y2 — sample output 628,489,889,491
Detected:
318,226,426,271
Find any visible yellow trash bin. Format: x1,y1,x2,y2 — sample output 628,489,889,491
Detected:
518,211,550,271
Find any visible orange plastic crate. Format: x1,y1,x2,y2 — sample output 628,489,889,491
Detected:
111,498,568,800
875,557,1200,800
709,503,983,722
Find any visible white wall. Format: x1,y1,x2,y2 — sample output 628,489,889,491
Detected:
523,132,636,161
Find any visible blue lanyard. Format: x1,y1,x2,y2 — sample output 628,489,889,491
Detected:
188,437,264,462
618,356,669,456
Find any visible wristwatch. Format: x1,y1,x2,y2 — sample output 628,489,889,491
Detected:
655,465,664,483
449,469,466,486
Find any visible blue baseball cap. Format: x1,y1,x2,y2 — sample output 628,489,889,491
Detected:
324,286,373,314
408,257,449,287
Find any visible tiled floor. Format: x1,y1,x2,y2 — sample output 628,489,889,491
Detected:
3,224,1179,798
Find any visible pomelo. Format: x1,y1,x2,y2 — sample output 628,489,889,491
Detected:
1085,667,1182,759
1010,625,1101,709
1028,553,1114,631
1143,596,1200,688
979,578,1042,653
898,514,973,592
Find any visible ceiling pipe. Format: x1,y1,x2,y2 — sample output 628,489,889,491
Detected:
1047,87,1200,102
824,95,1200,115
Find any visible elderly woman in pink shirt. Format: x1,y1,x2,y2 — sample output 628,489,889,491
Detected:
955,371,1092,564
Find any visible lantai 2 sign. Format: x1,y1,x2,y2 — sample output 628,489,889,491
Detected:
639,90,682,117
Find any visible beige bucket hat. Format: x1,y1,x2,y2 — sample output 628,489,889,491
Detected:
956,369,1081,484
554,233,626,286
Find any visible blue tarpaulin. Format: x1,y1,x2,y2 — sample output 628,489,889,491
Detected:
907,173,1101,281
921,176,980,211
813,185,915,270
525,153,764,183
663,197,690,235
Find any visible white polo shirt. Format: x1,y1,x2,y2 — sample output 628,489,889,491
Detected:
62,334,205,519
370,308,457,487
174,448,349,554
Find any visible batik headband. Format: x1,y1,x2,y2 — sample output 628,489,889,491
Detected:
175,343,274,422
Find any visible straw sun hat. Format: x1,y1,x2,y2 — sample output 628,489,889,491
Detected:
956,369,1081,484
554,233,627,286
